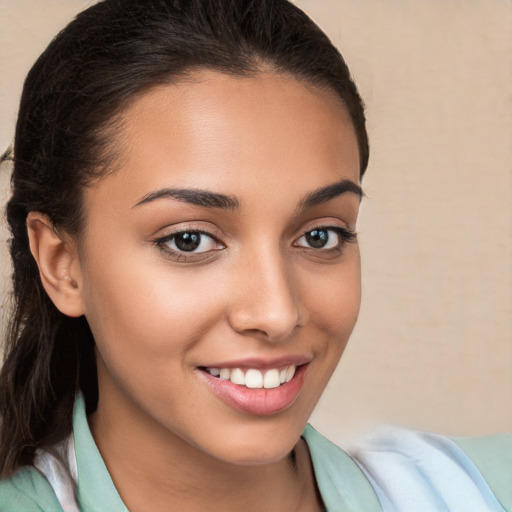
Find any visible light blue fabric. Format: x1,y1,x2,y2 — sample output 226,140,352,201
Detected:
348,426,509,512
453,433,512,511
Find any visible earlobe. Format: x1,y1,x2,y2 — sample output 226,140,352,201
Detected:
26,212,85,317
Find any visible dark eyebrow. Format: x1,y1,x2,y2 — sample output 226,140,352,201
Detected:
296,179,364,211
133,188,239,210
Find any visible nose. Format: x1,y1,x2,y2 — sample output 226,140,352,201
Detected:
227,251,305,342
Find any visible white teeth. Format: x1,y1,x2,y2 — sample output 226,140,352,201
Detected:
219,368,231,380
263,369,280,389
207,364,298,389
230,368,245,385
245,369,263,388
285,365,296,383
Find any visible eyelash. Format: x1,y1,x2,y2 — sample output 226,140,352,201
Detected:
152,225,357,261
293,226,357,252
152,229,224,261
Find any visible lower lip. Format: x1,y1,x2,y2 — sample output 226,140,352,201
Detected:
199,365,308,416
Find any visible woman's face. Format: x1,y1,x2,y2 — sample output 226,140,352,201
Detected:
77,70,362,465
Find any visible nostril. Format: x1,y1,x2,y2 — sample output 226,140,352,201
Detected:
226,258,304,339
227,306,302,341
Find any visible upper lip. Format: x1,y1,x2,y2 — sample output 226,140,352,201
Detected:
199,355,312,370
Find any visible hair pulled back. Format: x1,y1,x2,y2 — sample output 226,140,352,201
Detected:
1,0,368,475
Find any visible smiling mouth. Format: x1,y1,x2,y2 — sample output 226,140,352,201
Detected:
199,365,297,389
199,363,308,415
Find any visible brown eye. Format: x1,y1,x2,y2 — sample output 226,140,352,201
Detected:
294,226,357,251
305,229,330,249
156,231,221,254
296,228,339,250
174,232,202,252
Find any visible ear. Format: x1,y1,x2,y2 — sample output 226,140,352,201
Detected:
26,212,85,317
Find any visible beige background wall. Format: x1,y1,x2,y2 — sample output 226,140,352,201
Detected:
1,0,511,444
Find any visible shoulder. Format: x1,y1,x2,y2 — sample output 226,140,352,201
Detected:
0,466,64,512
452,432,512,512
347,426,512,512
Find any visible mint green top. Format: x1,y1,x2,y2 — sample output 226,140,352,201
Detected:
0,394,510,511
454,433,512,510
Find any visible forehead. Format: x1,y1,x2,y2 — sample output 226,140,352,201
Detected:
86,70,360,209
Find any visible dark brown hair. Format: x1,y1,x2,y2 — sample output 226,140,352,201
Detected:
0,0,368,476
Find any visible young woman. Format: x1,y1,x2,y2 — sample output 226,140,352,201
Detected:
0,1,510,511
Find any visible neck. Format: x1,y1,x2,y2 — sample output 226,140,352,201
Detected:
89,389,323,512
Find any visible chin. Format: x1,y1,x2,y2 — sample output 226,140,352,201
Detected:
219,441,297,467
203,415,307,467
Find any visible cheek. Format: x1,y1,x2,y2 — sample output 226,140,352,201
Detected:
80,256,229,424
80,250,226,364
302,249,361,389
307,251,361,337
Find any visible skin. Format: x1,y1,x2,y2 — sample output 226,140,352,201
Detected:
29,70,362,511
